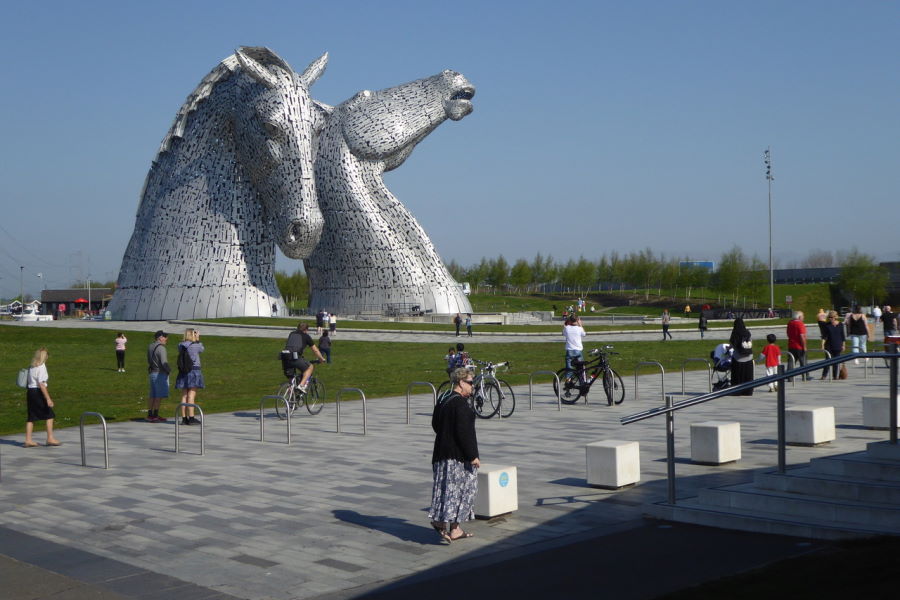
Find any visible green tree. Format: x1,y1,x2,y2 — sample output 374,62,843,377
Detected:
838,250,889,305
714,246,748,303
509,259,533,291
487,255,510,290
275,270,309,307
446,259,465,282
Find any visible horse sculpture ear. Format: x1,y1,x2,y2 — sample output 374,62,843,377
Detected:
299,52,328,88
235,46,285,89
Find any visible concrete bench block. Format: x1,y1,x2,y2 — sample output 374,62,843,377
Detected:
474,464,517,518
585,440,640,489
786,406,835,446
691,421,741,465
863,396,900,430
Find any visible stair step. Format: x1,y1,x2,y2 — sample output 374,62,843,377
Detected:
755,468,900,504
646,499,900,540
809,452,900,482
698,483,900,527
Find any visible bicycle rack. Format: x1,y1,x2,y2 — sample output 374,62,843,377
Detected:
259,395,291,445
174,403,205,455
680,358,712,396
405,382,437,424
79,412,109,469
806,349,833,380
336,388,367,435
528,371,561,411
634,361,665,404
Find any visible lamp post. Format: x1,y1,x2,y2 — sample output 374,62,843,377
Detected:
19,266,24,313
764,148,774,315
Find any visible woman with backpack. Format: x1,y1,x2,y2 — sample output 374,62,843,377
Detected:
175,328,205,425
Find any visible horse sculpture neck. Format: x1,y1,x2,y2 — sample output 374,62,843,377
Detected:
109,47,326,321
305,70,475,315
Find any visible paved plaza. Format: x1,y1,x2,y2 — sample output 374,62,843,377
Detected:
0,343,892,599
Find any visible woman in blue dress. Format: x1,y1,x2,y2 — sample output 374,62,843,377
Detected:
175,328,205,425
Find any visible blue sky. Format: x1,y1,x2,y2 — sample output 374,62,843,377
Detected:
1,0,897,298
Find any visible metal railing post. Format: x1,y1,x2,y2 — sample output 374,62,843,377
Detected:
528,370,561,411
259,395,291,444
405,382,437,424
174,403,205,455
337,388,367,435
891,344,898,445
666,395,676,504
777,365,786,473
634,361,665,404
79,412,109,469
680,358,712,396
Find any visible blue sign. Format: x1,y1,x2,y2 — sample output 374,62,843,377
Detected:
499,472,509,487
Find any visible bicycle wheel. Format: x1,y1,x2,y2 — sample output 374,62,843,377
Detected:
470,385,498,418
554,368,584,404
305,378,325,415
436,380,452,399
492,379,516,418
603,369,625,405
276,382,296,420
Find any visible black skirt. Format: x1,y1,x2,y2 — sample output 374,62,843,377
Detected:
730,360,754,396
26,387,55,422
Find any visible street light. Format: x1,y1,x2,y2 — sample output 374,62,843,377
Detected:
19,266,24,313
764,148,774,315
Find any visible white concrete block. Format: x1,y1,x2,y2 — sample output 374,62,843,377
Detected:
691,421,741,464
863,396,900,430
786,406,835,446
585,440,640,489
474,464,517,518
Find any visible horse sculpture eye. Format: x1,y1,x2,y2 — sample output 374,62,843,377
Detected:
263,122,281,138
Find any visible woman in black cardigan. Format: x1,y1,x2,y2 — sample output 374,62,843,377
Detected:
428,367,481,543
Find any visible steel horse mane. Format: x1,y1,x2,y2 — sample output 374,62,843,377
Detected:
304,70,476,315
109,47,326,320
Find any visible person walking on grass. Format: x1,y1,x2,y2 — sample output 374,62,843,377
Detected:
698,312,708,339
661,309,673,341
175,328,205,426
115,332,127,372
319,330,332,364
146,331,170,423
23,347,61,448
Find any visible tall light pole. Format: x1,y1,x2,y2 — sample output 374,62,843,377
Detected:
19,266,24,312
764,148,774,314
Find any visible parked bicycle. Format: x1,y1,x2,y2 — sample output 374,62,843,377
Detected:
554,346,625,406
437,359,515,418
276,359,325,418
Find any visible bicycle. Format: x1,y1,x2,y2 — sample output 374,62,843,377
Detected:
437,359,515,418
275,359,325,418
554,346,625,406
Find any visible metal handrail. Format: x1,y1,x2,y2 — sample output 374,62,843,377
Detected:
336,388,367,435
80,412,109,469
528,370,561,411
259,395,291,444
680,358,711,396
622,348,899,505
174,403,205,455
634,361,665,404
406,382,437,424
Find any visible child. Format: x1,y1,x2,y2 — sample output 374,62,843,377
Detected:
444,347,457,376
761,333,782,392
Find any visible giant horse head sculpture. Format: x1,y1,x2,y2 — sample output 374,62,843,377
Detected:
305,70,475,315
109,47,326,320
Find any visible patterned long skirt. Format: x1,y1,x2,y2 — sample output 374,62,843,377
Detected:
428,459,478,524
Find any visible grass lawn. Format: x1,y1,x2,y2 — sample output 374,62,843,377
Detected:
0,325,774,436
201,316,790,333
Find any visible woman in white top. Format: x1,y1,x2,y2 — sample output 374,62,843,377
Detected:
24,347,60,447
115,332,128,372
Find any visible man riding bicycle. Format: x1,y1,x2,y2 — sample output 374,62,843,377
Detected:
281,322,325,392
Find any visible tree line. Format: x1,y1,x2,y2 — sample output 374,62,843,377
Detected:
445,247,889,305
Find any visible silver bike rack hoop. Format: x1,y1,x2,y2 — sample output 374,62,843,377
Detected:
406,382,437,424
528,370,561,411
336,388,367,435
680,358,712,396
174,403,205,455
259,395,291,444
80,412,109,469
634,361,665,404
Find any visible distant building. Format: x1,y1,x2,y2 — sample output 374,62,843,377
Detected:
41,288,114,317
679,261,715,271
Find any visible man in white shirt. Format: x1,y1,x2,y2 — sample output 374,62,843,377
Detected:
563,315,587,374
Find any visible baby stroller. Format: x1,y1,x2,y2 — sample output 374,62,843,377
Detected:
710,343,733,391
